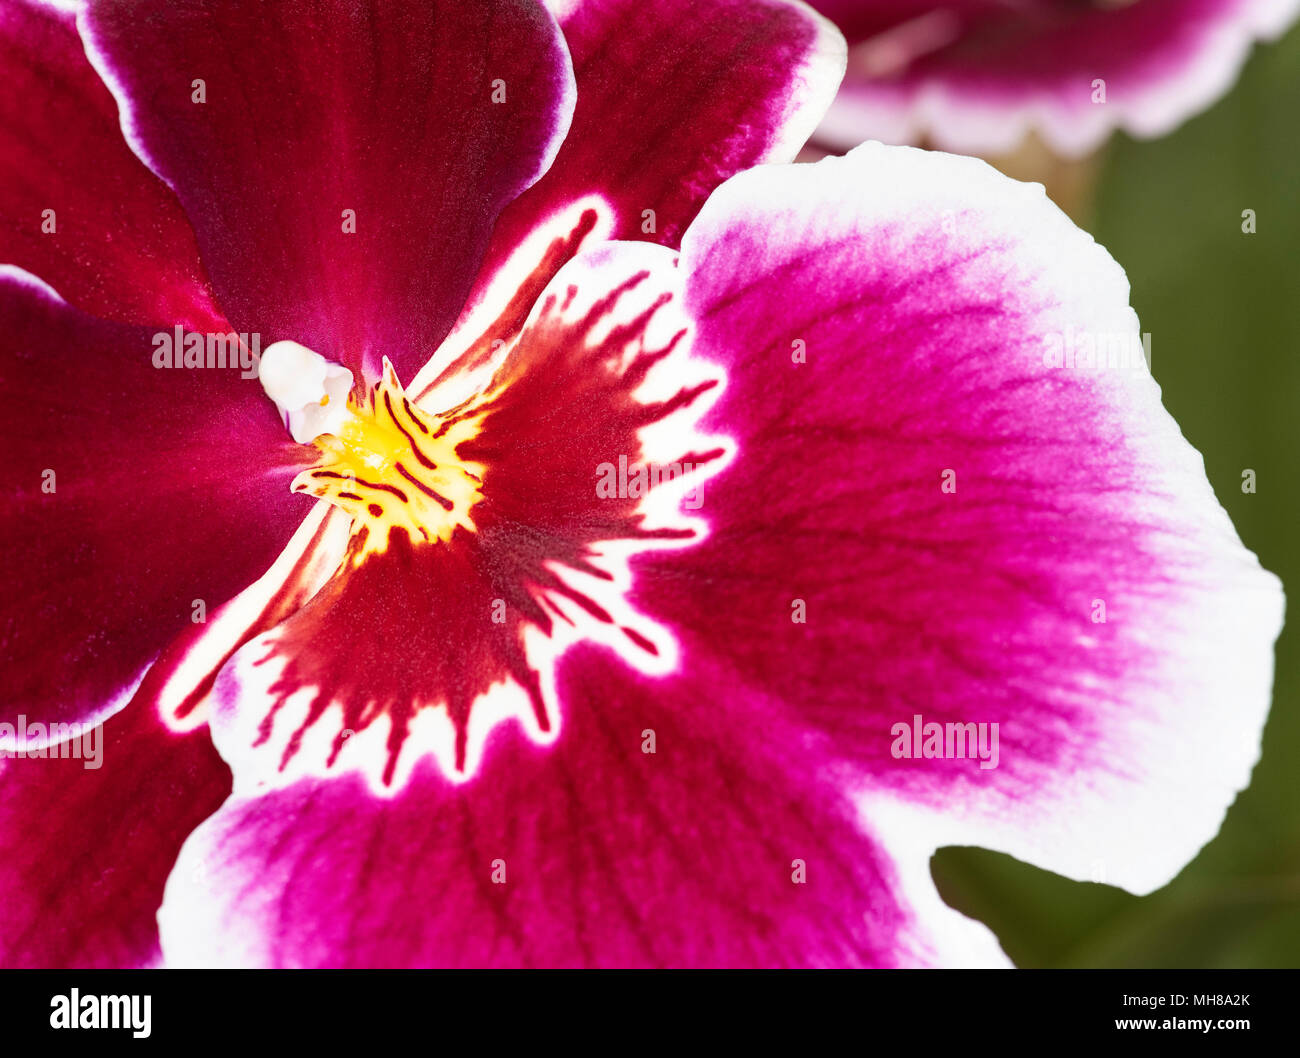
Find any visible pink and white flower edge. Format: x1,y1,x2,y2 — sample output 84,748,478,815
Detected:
812,0,1300,156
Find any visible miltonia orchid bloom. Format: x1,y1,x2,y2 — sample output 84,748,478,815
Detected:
0,0,1283,969
809,0,1300,156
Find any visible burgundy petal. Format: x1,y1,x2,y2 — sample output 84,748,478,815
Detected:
0,272,313,736
417,0,845,391
134,505,352,733
0,700,230,968
489,0,843,251
0,0,222,329
80,0,576,381
159,647,1001,967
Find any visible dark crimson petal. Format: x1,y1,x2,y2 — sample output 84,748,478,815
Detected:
81,0,575,382
0,272,313,735
0,504,345,968
134,505,352,732
0,701,230,968
0,0,222,329
809,0,1298,155
491,0,843,250
416,0,844,392
159,647,1001,967
628,143,1283,895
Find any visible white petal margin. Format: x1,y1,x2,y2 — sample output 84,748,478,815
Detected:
686,141,1282,903
816,0,1300,157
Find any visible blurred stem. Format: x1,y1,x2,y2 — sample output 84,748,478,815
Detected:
982,131,1107,228
799,132,1107,227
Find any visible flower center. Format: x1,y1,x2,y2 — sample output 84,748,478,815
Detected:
260,342,486,561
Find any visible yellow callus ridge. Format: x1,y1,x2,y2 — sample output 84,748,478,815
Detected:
292,359,486,561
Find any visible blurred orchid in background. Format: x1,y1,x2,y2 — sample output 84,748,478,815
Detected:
807,0,1300,156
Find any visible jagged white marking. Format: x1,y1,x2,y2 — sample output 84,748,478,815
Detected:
207,240,736,795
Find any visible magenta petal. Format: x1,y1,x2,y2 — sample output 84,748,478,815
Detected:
0,273,313,734
0,0,222,329
163,245,1003,968
0,701,230,968
813,0,1299,155
631,143,1282,894
160,647,1001,968
81,0,575,381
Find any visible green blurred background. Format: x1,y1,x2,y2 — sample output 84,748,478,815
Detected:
931,21,1300,967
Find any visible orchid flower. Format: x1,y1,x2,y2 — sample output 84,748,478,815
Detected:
0,0,1282,969
809,0,1300,156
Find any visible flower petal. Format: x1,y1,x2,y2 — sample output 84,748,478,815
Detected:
0,0,222,329
0,271,313,736
495,0,844,249
812,0,1300,156
415,0,845,391
135,504,352,733
178,239,1005,968
0,700,230,968
206,243,725,790
80,0,576,381
630,142,1283,896
159,647,1003,967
